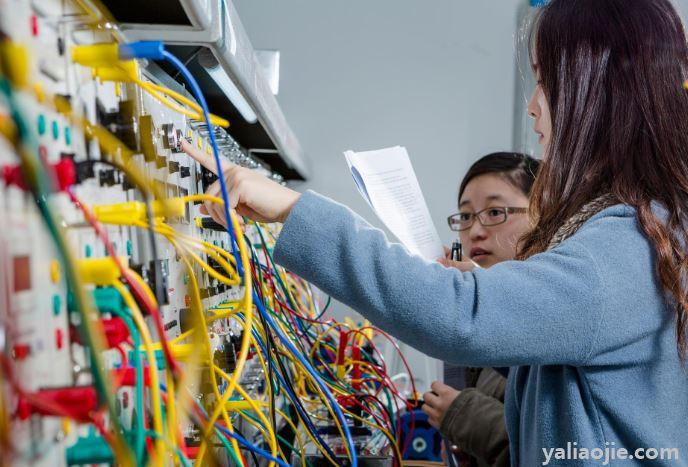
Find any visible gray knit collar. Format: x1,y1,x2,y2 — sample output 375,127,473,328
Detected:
546,193,618,250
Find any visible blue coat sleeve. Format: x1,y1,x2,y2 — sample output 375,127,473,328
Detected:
273,191,606,367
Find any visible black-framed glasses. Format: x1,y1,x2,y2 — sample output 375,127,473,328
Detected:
447,207,528,232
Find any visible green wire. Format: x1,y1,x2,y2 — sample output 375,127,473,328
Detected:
239,409,316,467
145,431,191,467
214,425,244,466
110,308,146,464
0,78,133,462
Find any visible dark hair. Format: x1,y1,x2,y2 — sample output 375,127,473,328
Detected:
518,0,688,360
458,152,540,206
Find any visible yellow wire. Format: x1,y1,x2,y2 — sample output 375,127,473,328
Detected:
4,87,135,465
84,206,247,462
168,234,245,462
111,280,167,466
346,408,403,462
135,78,229,128
165,236,241,465
276,408,308,467
92,215,240,286
228,314,318,467
196,209,253,465
216,367,278,467
181,194,225,205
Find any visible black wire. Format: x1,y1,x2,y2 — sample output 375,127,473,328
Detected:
270,329,342,464
233,426,260,467
259,312,279,448
247,231,340,463
249,240,307,465
247,238,285,462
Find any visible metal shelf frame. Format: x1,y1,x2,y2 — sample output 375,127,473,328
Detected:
119,0,310,179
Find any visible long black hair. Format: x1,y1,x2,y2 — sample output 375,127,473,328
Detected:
518,0,688,360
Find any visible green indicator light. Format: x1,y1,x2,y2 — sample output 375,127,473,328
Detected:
52,295,61,316
37,114,46,135
51,120,59,140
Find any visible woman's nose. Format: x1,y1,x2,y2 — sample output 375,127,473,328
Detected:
469,221,489,241
527,89,540,119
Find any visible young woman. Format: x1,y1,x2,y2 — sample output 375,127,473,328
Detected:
423,152,540,467
184,0,688,464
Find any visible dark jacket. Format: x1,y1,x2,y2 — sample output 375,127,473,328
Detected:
439,367,509,467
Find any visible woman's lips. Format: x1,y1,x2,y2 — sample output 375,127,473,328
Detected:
470,248,491,261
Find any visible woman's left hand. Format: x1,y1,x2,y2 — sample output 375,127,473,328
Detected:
422,381,461,429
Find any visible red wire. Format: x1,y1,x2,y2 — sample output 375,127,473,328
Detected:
359,326,418,402
68,190,182,378
348,328,418,455
113,344,128,387
255,226,419,459
0,354,115,446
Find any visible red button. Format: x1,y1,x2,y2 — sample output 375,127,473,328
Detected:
13,344,30,359
55,329,63,349
122,391,129,409
30,15,38,37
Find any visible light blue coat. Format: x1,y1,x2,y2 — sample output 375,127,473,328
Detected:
273,191,688,466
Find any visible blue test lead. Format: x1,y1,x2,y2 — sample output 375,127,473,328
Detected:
119,41,244,274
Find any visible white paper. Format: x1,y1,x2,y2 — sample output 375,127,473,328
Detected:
344,146,444,260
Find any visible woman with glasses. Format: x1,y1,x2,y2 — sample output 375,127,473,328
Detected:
424,152,539,467
185,0,688,464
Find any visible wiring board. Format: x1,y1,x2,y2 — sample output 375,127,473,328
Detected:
0,1,420,466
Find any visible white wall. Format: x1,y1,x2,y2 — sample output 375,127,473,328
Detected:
235,0,526,241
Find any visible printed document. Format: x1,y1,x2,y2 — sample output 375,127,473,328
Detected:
344,146,444,260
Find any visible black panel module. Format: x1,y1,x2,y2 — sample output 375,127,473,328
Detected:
100,0,192,26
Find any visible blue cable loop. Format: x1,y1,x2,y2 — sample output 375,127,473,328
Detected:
160,47,244,275
124,41,357,466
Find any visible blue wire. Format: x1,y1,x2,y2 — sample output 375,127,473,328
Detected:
159,382,285,466
216,424,291,467
154,44,354,465
253,291,359,467
244,316,340,461
161,49,244,276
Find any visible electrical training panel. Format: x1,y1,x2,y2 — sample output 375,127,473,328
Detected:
0,0,425,465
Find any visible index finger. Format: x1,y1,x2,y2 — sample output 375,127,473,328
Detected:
430,381,450,394
181,138,231,175
423,391,439,406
